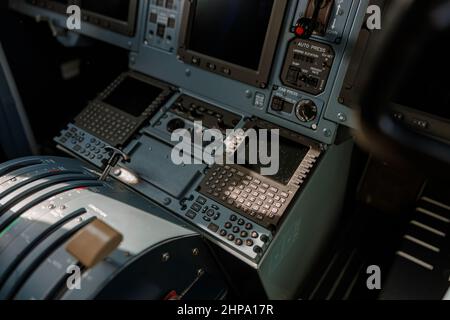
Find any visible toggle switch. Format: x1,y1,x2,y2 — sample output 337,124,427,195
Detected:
293,0,334,38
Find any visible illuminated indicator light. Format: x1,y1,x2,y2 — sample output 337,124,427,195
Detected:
295,26,305,37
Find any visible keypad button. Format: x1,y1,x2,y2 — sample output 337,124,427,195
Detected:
196,196,207,205
237,219,245,226
253,246,262,254
208,223,219,233
230,215,237,222
245,223,253,230
185,210,197,219
227,234,235,241
191,203,202,212
251,231,259,239
235,238,243,246
225,222,232,229
220,229,227,237
232,226,240,233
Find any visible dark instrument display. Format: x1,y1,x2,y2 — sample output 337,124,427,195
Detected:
187,0,275,71
74,72,173,147
80,0,131,22
178,0,288,87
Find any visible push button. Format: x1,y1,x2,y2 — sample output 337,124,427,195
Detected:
185,210,197,219
190,203,202,212
208,223,219,233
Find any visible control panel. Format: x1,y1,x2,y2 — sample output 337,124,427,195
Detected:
54,124,113,168
292,0,354,43
11,0,371,267
145,0,183,52
74,72,174,147
180,192,272,260
198,118,322,229
281,39,335,95
269,86,324,129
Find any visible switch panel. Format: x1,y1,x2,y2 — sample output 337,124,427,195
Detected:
145,0,183,53
304,0,335,36
269,86,324,129
293,0,353,43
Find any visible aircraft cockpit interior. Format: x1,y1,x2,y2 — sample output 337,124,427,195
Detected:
1,0,450,301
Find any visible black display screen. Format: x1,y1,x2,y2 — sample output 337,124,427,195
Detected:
80,0,131,21
103,77,163,117
187,0,275,71
393,28,450,120
241,131,309,185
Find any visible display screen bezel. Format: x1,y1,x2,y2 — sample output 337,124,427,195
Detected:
237,118,320,187
76,0,139,36
26,0,139,36
26,0,71,14
239,130,311,185
177,0,288,88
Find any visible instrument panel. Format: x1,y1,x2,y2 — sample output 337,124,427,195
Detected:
10,0,371,144
10,0,368,267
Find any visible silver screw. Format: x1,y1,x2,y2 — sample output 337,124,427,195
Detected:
337,113,347,122
323,128,332,137
192,248,200,256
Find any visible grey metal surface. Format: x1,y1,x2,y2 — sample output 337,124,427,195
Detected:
259,140,354,299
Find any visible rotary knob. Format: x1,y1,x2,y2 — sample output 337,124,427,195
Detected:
295,100,318,122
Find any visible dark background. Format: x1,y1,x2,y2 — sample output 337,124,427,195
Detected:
0,3,128,156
